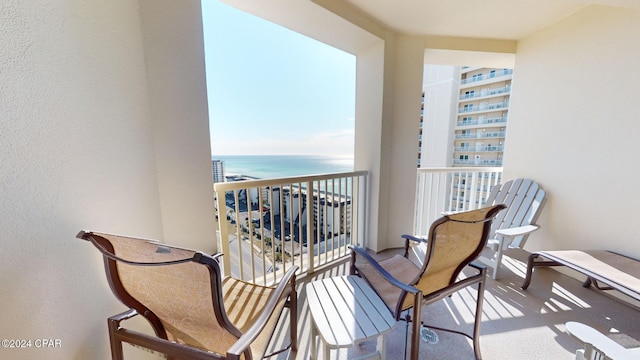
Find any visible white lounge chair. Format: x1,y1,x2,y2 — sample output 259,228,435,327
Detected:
566,322,640,360
478,178,546,279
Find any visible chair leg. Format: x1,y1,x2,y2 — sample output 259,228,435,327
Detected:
492,247,503,280
410,300,422,360
473,273,486,360
289,281,298,354
403,314,409,360
108,320,124,360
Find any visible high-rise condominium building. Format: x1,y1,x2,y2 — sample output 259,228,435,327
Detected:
212,159,225,183
419,66,513,168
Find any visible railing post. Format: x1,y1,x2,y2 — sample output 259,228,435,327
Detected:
358,173,367,248
469,172,478,210
213,186,232,277
213,188,223,253
306,180,315,273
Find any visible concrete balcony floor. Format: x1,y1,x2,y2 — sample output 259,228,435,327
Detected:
270,250,640,360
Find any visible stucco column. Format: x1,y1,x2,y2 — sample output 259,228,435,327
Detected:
355,34,425,252
139,0,218,251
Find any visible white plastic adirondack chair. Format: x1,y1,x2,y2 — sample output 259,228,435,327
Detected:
479,178,546,279
566,322,640,360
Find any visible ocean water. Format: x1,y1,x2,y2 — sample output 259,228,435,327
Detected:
213,155,354,179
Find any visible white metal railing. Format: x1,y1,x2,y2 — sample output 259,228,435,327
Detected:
413,167,503,236
459,86,511,100
457,116,508,127
460,69,513,85
458,101,510,113
214,171,367,285
454,145,504,152
453,159,503,166
455,131,506,140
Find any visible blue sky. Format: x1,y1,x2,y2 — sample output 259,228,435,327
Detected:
201,1,356,157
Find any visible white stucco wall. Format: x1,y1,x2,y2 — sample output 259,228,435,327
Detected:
140,0,217,251
505,5,640,257
421,65,459,167
0,0,213,359
355,40,385,250
384,35,426,250
354,34,424,252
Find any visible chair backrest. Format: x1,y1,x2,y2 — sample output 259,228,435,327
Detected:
79,231,243,358
485,178,546,248
411,205,505,299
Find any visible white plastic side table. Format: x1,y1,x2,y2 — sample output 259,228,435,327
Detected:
306,275,396,360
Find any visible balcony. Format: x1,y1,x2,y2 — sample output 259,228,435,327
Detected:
459,69,514,86
454,159,504,166
457,116,508,127
455,131,506,140
459,86,511,101
9,2,640,359
224,168,640,359
454,145,504,152
213,168,510,283
275,253,640,359
458,101,510,114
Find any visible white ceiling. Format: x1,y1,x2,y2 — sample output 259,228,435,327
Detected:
345,0,639,40
221,0,640,59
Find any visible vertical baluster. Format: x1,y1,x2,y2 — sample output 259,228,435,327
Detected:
257,186,266,285
268,186,277,284
335,177,340,257
233,189,244,281
216,188,230,276
295,181,303,272
306,180,315,273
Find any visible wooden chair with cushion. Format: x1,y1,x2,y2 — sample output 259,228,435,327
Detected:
349,205,505,360
77,231,297,360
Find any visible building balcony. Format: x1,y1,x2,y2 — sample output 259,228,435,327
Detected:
459,69,514,87
458,101,510,114
455,131,506,140
220,167,640,359
457,116,508,127
453,158,504,166
459,86,511,101
454,145,504,152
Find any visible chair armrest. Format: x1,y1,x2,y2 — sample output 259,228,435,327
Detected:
401,234,427,258
469,261,487,272
110,309,140,324
494,224,539,238
348,245,420,296
226,265,298,359
401,234,427,244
